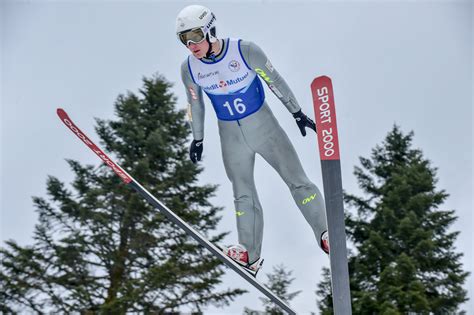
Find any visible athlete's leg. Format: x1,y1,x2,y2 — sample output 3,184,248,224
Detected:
260,128,328,246
218,120,264,262
241,105,328,247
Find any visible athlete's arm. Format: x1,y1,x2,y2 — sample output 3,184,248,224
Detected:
239,40,301,114
240,41,316,135
181,59,205,141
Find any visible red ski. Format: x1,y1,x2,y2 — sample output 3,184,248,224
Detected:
311,76,352,314
56,108,296,315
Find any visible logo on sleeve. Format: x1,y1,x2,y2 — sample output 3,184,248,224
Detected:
188,86,198,100
269,84,283,98
255,68,273,83
265,59,274,72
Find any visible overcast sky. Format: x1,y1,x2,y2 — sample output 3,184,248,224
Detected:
1,0,472,313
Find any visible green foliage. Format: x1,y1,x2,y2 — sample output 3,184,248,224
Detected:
315,267,333,315
0,74,245,313
259,264,301,314
317,125,469,314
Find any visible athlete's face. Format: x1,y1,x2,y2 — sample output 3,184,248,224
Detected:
187,40,209,59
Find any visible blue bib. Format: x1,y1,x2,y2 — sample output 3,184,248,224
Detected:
188,38,266,121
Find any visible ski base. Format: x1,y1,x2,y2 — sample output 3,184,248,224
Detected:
57,108,297,315
311,76,353,314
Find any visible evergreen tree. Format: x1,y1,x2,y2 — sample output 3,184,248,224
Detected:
317,125,469,314
258,264,301,314
0,74,245,313
315,267,333,315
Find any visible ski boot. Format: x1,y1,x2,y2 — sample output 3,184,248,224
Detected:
221,244,264,277
321,230,330,255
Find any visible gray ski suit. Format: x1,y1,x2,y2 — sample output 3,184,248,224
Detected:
180,38,327,262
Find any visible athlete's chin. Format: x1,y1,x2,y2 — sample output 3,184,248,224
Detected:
193,51,205,59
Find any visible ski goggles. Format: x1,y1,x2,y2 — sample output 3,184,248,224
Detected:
178,28,206,46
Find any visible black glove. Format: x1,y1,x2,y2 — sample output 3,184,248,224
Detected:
189,139,203,163
292,109,317,136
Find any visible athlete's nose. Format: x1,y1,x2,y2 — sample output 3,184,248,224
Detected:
188,43,200,53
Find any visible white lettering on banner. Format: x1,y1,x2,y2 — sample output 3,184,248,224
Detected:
316,86,336,158
317,87,332,124
63,118,93,146
63,118,130,181
322,128,335,157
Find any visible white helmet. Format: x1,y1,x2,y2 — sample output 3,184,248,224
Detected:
176,5,217,46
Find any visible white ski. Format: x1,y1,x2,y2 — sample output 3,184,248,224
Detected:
56,108,296,315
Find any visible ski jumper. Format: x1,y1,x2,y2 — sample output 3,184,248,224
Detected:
181,38,328,262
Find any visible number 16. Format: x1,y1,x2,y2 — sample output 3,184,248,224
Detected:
223,98,246,116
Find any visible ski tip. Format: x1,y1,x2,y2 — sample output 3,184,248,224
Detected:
57,108,68,120
311,75,332,87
